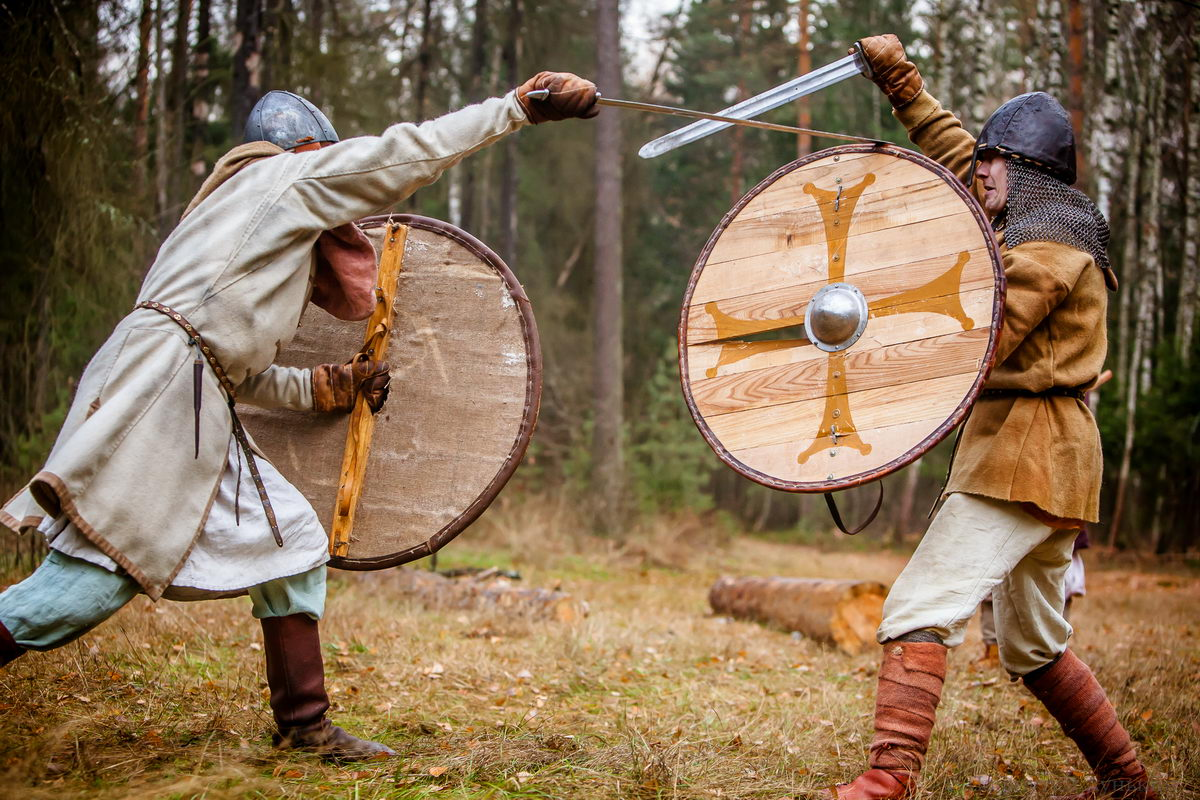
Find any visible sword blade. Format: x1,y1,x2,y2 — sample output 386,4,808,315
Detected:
637,49,868,159
594,96,874,146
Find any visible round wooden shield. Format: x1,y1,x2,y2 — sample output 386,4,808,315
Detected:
240,215,541,569
679,145,1004,492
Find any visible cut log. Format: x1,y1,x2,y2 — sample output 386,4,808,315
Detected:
709,576,886,655
357,568,587,623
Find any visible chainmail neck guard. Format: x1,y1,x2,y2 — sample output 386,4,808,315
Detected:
995,161,1115,288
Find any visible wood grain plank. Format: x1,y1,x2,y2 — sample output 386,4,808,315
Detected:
685,288,996,382
691,327,990,417
729,415,955,484
690,213,989,307
736,153,935,222
708,180,965,268
685,247,993,344
704,371,977,453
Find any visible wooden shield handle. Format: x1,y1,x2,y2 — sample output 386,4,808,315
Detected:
329,222,408,558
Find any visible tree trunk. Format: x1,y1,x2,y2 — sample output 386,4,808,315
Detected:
1108,14,1154,548
1178,20,1199,365
498,0,519,263
133,0,153,203
231,0,264,137
795,0,812,158
592,0,624,532
168,0,194,218
460,0,488,233
709,576,886,655
187,0,213,192
894,456,923,543
1065,0,1086,186
1090,0,1124,219
415,0,435,121
154,0,170,232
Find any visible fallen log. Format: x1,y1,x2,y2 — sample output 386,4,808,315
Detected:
356,567,587,623
708,576,886,655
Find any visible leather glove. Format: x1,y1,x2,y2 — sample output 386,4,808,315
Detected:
854,34,925,109
312,356,390,413
516,71,599,124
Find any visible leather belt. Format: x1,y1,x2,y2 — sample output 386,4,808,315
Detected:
980,386,1087,401
135,300,283,547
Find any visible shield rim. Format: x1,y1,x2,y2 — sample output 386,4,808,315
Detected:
329,214,542,570
677,144,1006,493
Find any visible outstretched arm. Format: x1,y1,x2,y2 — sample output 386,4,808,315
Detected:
278,73,597,232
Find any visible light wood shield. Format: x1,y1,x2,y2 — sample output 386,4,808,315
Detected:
240,215,541,569
679,145,1004,492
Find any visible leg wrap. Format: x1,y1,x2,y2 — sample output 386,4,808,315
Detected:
869,641,947,774
1024,650,1150,788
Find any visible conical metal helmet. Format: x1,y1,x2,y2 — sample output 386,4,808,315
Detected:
244,90,339,150
972,91,1076,185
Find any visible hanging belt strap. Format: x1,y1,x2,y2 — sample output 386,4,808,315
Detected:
135,300,283,547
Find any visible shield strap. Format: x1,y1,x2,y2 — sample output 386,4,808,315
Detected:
823,482,884,536
135,300,283,547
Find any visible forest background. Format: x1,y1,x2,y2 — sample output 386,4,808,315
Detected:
1,0,1197,556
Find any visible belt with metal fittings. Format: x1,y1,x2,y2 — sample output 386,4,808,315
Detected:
135,300,283,547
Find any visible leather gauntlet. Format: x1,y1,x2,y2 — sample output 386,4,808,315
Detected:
516,71,599,124
312,356,390,414
855,34,925,109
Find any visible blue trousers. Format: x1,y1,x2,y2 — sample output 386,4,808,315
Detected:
0,550,326,651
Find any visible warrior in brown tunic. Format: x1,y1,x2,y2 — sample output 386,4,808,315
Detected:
818,35,1157,800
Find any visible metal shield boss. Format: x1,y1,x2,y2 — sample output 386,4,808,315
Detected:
240,216,541,569
679,145,1005,492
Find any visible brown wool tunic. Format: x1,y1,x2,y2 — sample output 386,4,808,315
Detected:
895,90,1108,526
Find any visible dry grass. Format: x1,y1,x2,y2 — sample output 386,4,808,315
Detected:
0,497,1196,799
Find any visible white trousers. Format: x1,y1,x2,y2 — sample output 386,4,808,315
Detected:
878,492,1076,676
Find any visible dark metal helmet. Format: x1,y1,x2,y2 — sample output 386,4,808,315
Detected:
971,91,1076,185
243,90,338,150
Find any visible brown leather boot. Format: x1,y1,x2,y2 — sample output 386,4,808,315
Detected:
261,614,395,762
1024,650,1157,800
824,641,947,799
0,620,25,668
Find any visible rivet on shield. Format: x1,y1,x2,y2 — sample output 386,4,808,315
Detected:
805,282,869,353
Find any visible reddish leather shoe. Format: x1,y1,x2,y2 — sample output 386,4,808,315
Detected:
823,768,914,799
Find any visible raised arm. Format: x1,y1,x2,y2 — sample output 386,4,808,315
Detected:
856,34,979,190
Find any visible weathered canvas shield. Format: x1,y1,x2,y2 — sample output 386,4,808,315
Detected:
679,145,1004,492
241,215,541,569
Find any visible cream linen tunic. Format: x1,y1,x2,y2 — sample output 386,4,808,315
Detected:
1,93,530,599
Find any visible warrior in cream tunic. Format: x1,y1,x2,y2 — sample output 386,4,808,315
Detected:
0,72,600,762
